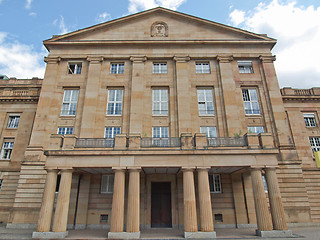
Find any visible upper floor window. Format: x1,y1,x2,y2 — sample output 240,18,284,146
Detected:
304,113,317,127
248,126,264,134
200,126,217,137
106,89,123,115
105,127,121,138
60,89,79,116
152,127,169,138
7,115,20,129
152,89,168,116
68,63,82,74
110,63,124,74
209,174,221,193
196,62,210,73
238,61,253,73
197,88,214,116
0,140,14,160
101,175,114,193
242,89,260,115
57,127,74,135
153,63,167,74
310,137,320,152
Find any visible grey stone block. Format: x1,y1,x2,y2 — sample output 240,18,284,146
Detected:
32,231,68,239
108,231,140,239
256,230,293,237
184,231,216,238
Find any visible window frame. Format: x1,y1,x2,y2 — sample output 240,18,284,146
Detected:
196,62,210,74
68,62,82,75
209,174,222,193
7,115,20,129
242,88,261,115
101,175,114,194
0,140,14,160
110,63,125,74
303,113,317,127
310,137,320,152
197,88,215,116
238,61,253,74
57,127,74,135
106,89,124,116
152,126,169,139
104,127,121,139
248,126,264,134
200,126,217,138
152,88,169,116
60,89,79,116
153,63,167,74
0,179,2,190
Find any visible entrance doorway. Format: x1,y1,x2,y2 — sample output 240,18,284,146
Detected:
151,182,172,228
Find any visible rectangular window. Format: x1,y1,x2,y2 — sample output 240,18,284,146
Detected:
68,63,82,74
101,175,114,193
238,61,253,73
57,127,74,135
0,179,2,190
153,63,167,74
60,89,79,116
200,126,217,138
0,140,14,160
248,126,264,134
152,89,168,116
152,127,169,138
7,115,20,129
310,137,320,152
106,89,123,115
110,63,124,74
304,113,317,127
242,89,260,115
105,127,121,138
197,89,214,115
196,62,210,73
209,174,221,193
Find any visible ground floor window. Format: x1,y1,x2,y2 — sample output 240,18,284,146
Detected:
310,137,320,152
209,174,221,193
101,175,114,193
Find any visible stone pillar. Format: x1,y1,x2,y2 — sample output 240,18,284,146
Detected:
75,174,91,229
52,169,73,232
126,168,141,236
197,168,214,232
182,168,198,233
109,168,126,233
250,168,272,232
36,169,58,232
265,168,288,230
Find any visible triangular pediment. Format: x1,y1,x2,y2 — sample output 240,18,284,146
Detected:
44,7,275,46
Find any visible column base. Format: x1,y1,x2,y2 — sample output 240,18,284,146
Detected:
32,231,68,239
184,231,216,238
108,231,140,239
256,230,293,237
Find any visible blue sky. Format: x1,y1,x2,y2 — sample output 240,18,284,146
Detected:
0,0,319,88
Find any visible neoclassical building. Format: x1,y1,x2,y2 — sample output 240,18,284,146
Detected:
0,7,319,239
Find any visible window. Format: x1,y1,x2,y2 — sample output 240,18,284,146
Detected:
152,127,169,138
7,115,20,129
248,126,264,134
238,61,253,73
60,89,79,116
57,127,74,135
100,215,108,223
68,63,82,74
105,127,121,138
214,214,223,223
0,179,2,190
310,137,320,152
110,63,124,74
209,174,221,193
153,63,167,74
152,89,168,116
106,89,123,115
304,113,317,127
262,175,268,192
0,140,14,160
101,175,114,193
200,127,217,137
197,89,214,115
56,174,61,193
196,62,210,73
242,89,260,115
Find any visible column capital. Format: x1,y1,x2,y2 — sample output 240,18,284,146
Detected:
196,167,211,172
86,56,104,63
181,167,195,172
173,55,190,62
127,167,141,172
265,166,279,170
44,56,61,64
217,55,233,63
59,168,73,173
259,55,276,63
112,167,126,172
130,56,147,62
249,166,263,172
45,168,59,173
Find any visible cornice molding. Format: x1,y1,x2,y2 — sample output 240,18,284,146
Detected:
86,56,104,63
44,56,61,64
130,56,147,62
259,55,276,63
217,55,234,63
173,56,190,62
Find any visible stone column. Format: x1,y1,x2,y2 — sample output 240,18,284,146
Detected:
109,168,126,233
265,168,288,230
52,169,73,232
36,169,58,232
197,168,214,232
126,168,141,235
182,168,198,233
250,168,272,232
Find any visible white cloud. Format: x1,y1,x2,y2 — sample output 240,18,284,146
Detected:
53,16,69,35
229,0,320,88
25,0,32,9
128,0,186,13
96,12,111,23
0,32,46,79
29,12,36,17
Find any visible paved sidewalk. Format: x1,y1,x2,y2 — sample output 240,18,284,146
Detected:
0,226,319,239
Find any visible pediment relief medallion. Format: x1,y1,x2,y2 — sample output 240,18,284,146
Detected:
151,21,168,37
